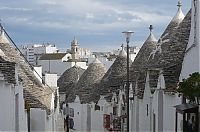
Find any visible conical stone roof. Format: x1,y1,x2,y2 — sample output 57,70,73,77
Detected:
146,2,187,95
148,1,185,68
69,58,106,103
148,9,191,92
92,46,132,102
0,27,53,114
131,25,157,99
57,65,85,98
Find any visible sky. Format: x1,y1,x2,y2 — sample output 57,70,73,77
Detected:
0,0,191,52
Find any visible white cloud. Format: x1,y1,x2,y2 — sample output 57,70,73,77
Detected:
86,13,95,19
0,6,32,11
1,0,173,32
0,0,191,51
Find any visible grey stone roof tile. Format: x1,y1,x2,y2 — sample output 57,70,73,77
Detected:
147,9,191,96
67,58,106,103
58,66,85,93
58,66,85,103
0,37,53,114
130,29,157,99
98,50,131,96
0,56,16,84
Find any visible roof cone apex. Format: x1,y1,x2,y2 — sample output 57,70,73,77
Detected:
0,29,10,44
171,0,185,23
119,48,127,57
147,32,157,42
146,25,157,42
93,57,102,64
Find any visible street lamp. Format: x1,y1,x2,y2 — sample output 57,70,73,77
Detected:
122,31,134,132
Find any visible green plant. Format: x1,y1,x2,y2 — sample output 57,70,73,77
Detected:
177,72,200,103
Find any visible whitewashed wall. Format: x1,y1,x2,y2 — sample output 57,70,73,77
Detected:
91,104,104,131
45,73,57,87
39,60,68,76
39,60,87,77
180,0,200,80
30,108,46,131
68,96,89,131
0,79,15,131
163,93,182,131
95,97,113,131
34,66,42,83
15,83,27,131
151,92,182,131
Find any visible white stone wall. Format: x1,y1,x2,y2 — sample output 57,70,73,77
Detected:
68,102,89,131
45,45,58,53
163,94,182,131
0,80,15,131
45,73,57,87
39,60,68,76
39,60,87,77
15,83,28,131
0,64,27,131
91,105,104,131
180,0,200,80
30,108,46,131
34,66,42,83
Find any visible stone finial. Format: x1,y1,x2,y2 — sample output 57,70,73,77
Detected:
149,25,153,33
147,25,157,42
119,44,127,57
121,44,124,50
177,0,182,8
171,0,184,23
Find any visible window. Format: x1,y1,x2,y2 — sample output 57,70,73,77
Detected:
147,104,149,116
113,107,117,115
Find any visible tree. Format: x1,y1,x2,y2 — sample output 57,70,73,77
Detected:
177,72,200,104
